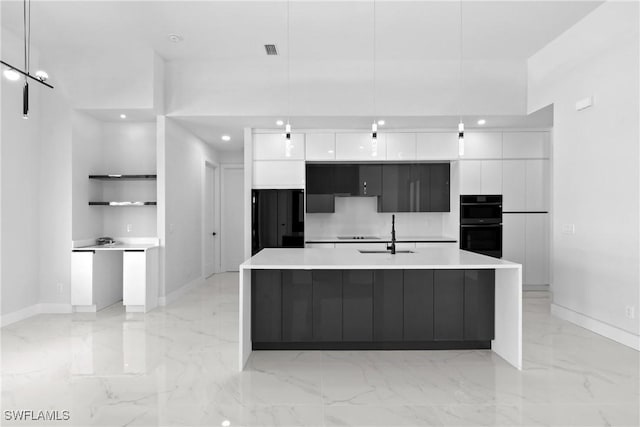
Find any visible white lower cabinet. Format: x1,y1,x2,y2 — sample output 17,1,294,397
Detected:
123,248,159,313
503,213,549,286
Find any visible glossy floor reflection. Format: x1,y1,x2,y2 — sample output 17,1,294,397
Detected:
1,273,639,426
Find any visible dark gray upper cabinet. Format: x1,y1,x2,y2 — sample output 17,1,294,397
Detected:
333,164,359,196
358,165,382,196
380,163,450,212
306,164,335,194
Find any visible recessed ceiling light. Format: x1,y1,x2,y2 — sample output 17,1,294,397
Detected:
477,119,486,125
168,34,183,43
377,120,385,126
120,114,127,119
276,120,284,126
3,68,20,81
221,135,231,141
221,420,231,427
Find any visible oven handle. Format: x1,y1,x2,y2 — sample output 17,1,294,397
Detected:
460,224,502,228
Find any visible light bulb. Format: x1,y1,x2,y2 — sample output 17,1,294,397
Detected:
477,119,486,125
35,70,49,82
221,135,231,141
120,114,127,119
371,122,378,140
3,68,20,81
458,121,464,156
276,120,284,126
458,121,464,133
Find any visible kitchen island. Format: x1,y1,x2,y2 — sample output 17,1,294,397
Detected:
239,247,522,370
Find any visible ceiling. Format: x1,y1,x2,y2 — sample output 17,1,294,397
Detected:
1,1,603,61
1,1,600,151
171,105,553,151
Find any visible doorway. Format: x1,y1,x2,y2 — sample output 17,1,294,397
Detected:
204,162,219,278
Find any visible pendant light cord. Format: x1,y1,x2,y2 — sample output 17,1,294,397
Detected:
287,0,291,124
459,0,463,123
373,0,376,121
23,0,31,75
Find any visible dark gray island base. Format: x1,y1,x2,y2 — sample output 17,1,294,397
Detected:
252,269,495,351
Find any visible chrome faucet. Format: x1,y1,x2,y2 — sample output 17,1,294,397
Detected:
387,214,396,254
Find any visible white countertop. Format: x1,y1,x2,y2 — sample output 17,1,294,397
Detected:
73,242,159,251
305,235,457,243
241,247,520,270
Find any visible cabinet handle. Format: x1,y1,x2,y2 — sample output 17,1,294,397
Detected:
363,181,367,195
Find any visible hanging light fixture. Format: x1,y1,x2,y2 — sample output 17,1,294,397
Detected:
457,0,464,156
285,0,292,140
1,0,54,119
371,0,377,143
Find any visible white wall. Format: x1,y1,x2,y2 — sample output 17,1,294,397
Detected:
528,2,640,345
1,29,42,315
162,118,220,295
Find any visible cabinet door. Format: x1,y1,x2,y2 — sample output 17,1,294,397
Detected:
434,270,464,340
416,133,458,160
333,164,359,196
464,270,495,341
373,270,403,341
312,270,343,341
306,195,335,213
380,164,412,212
253,160,305,188
525,160,548,212
463,132,502,159
502,214,526,267
336,133,386,160
502,132,549,159
386,133,416,160
412,164,431,212
306,164,334,194
277,190,291,246
282,270,313,342
429,163,450,212
525,214,549,285
252,270,282,342
502,160,526,211
403,270,434,341
459,160,482,195
359,164,382,196
343,270,374,341
480,160,502,195
253,190,279,251
253,133,305,160
306,133,336,160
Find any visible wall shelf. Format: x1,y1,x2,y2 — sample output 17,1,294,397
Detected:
89,174,157,180
89,201,157,206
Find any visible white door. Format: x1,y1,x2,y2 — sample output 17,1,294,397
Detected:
222,167,244,271
204,164,216,277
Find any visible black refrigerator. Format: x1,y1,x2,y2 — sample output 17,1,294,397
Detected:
252,189,305,255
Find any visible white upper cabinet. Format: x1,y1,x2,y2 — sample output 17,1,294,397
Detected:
253,133,305,160
463,132,502,159
416,133,459,160
335,133,387,161
502,159,548,211
480,160,503,195
459,160,482,195
502,160,526,211
305,133,336,160
525,159,549,211
386,133,416,160
253,160,305,188
503,132,550,159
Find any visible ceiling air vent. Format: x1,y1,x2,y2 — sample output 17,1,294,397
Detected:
264,44,278,56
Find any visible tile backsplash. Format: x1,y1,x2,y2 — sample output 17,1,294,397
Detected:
305,196,450,238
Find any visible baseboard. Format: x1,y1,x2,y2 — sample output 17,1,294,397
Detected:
1,303,73,327
551,303,640,351
159,276,204,306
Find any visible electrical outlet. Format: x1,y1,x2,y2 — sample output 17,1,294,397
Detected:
625,306,636,319
126,224,133,233
562,224,576,235
56,283,63,294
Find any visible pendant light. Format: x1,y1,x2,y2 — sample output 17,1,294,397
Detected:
0,0,54,118
285,0,292,140
457,0,465,156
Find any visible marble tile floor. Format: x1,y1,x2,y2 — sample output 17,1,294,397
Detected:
1,272,638,426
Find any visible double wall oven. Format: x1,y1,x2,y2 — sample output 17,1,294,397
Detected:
460,195,502,258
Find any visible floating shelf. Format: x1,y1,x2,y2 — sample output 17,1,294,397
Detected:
89,201,157,206
89,174,157,181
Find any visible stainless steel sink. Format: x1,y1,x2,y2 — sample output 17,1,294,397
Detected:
358,250,414,254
